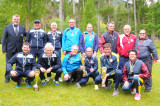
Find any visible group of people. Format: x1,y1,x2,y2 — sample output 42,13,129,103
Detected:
2,14,158,101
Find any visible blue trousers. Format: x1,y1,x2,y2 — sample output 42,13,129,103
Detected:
122,76,143,94
80,71,99,84
119,56,129,71
30,48,43,59
95,69,122,89
11,70,35,82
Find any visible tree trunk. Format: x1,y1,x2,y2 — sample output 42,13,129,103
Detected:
78,3,81,28
73,0,75,18
82,0,85,10
134,0,137,36
59,0,63,31
108,0,110,22
26,0,30,31
98,0,100,36
127,0,130,24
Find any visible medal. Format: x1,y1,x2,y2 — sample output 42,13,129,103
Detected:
110,59,113,62
71,34,74,36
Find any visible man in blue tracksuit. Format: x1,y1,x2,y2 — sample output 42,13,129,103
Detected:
95,43,122,96
47,22,62,57
7,42,37,88
62,19,81,55
80,47,99,84
62,45,83,88
25,20,47,59
79,23,99,58
37,43,62,86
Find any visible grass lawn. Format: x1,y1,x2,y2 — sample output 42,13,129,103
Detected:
0,44,160,106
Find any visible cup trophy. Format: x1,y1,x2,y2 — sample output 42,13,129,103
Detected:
100,67,107,88
33,69,40,91
81,54,87,77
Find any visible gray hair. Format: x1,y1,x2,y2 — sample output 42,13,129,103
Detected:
71,45,79,50
12,14,20,19
69,19,76,23
124,25,131,30
51,22,57,27
86,47,93,52
44,43,54,52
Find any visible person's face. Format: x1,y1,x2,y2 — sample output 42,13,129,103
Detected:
51,24,57,31
45,47,53,57
22,45,30,54
129,51,137,61
104,47,111,56
34,22,41,29
71,46,78,55
69,20,76,27
107,23,114,32
86,48,93,57
86,24,93,33
124,27,131,35
139,30,146,39
12,16,20,26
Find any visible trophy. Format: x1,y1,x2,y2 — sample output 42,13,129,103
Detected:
81,54,87,77
100,67,107,88
33,69,40,91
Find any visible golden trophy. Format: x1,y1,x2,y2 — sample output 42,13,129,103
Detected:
33,69,40,91
100,67,107,88
81,54,87,77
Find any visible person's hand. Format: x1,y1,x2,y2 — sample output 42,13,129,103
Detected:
124,81,129,88
29,71,35,77
40,67,46,73
64,74,70,81
90,67,94,72
101,53,105,56
3,52,7,55
93,52,97,58
46,68,52,73
105,74,109,79
63,51,66,55
10,70,17,77
153,60,157,64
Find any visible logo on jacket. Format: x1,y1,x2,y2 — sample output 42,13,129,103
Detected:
28,59,30,63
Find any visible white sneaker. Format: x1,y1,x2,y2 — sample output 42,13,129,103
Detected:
95,85,99,90
134,93,141,100
46,77,51,82
58,77,63,82
131,88,136,94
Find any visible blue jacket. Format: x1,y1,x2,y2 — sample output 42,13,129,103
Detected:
7,52,37,72
2,24,26,53
25,28,47,48
62,53,82,75
135,38,158,61
37,51,61,70
85,55,98,73
62,27,81,51
79,31,99,53
47,30,62,49
100,54,118,75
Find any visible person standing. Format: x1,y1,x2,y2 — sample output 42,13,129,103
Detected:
135,29,158,92
2,14,26,83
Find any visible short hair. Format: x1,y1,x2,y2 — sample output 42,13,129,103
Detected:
87,23,93,27
103,43,112,49
51,22,57,27
124,25,131,30
128,49,137,55
140,29,147,34
12,14,20,19
22,42,30,48
69,19,76,23
44,43,54,52
71,45,79,50
86,47,93,52
107,22,114,26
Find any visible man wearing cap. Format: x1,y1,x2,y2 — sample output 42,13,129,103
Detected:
2,14,26,83
62,19,81,55
25,20,47,59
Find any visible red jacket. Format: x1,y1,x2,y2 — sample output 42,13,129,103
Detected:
117,33,136,57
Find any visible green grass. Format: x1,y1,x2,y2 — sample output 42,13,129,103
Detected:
0,44,160,106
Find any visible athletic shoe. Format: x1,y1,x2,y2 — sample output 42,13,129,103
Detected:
46,77,51,82
106,80,112,90
134,93,141,100
95,85,99,90
131,88,136,94
144,89,152,92
58,77,63,82
25,79,31,87
16,81,21,88
54,80,60,86
41,80,47,86
75,82,81,88
112,88,119,96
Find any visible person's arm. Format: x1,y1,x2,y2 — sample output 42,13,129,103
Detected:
43,32,47,47
93,34,99,53
116,35,121,55
25,30,30,43
100,57,105,74
148,40,158,60
108,58,117,75
60,32,63,47
98,35,105,54
37,55,43,69
31,57,38,71
51,53,61,70
62,55,68,75
93,57,98,72
2,26,7,53
62,29,67,52
122,64,128,82
6,54,17,72
139,62,151,79
79,34,85,53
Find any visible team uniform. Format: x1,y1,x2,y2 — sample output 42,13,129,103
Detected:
47,30,62,57
25,28,47,58
79,31,99,53
80,55,99,84
117,33,136,70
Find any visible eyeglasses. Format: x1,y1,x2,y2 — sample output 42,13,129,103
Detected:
129,54,136,56
139,33,146,35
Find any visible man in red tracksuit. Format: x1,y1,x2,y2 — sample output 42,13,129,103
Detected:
117,25,136,71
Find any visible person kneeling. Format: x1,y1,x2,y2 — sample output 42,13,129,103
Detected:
79,47,99,85
62,45,83,88
122,49,150,100
7,42,37,88
37,43,62,86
